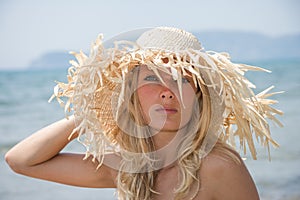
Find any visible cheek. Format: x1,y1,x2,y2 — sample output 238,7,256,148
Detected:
137,85,158,100
137,85,158,113
180,86,199,123
182,86,197,108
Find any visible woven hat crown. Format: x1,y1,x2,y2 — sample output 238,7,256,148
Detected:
136,27,202,51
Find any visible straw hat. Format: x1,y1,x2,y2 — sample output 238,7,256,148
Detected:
50,27,283,166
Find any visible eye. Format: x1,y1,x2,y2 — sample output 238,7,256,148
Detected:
144,75,159,82
182,77,190,83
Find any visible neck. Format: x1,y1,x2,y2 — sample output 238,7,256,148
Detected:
150,129,185,169
152,130,177,149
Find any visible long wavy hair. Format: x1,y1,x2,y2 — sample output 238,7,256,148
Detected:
113,66,236,200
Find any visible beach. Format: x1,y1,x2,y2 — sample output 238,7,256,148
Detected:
0,60,299,200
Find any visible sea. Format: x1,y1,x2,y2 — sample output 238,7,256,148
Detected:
0,59,299,200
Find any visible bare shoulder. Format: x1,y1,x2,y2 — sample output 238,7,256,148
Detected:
199,149,260,200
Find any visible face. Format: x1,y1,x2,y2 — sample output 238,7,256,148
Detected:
136,65,198,132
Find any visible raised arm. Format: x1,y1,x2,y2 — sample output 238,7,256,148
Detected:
5,117,116,188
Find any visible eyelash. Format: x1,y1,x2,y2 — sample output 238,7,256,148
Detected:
144,75,159,82
144,75,190,83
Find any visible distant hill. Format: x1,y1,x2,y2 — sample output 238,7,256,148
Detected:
28,51,74,70
195,31,300,62
28,31,300,69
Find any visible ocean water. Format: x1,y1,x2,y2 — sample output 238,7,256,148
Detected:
0,60,299,200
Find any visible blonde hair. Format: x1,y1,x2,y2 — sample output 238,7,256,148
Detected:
111,66,237,200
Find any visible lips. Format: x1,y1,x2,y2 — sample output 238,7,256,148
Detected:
155,107,178,114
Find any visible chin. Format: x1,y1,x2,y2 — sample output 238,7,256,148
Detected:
149,121,189,133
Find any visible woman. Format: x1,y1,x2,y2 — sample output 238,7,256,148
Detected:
5,27,283,199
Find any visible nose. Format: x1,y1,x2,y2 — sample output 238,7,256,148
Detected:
160,89,174,99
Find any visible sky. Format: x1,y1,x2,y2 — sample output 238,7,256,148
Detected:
0,0,299,69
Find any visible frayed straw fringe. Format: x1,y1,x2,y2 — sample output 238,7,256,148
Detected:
49,34,283,164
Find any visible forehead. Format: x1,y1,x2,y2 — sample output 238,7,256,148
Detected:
138,65,166,74
135,65,198,92
137,64,192,77
138,65,153,73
